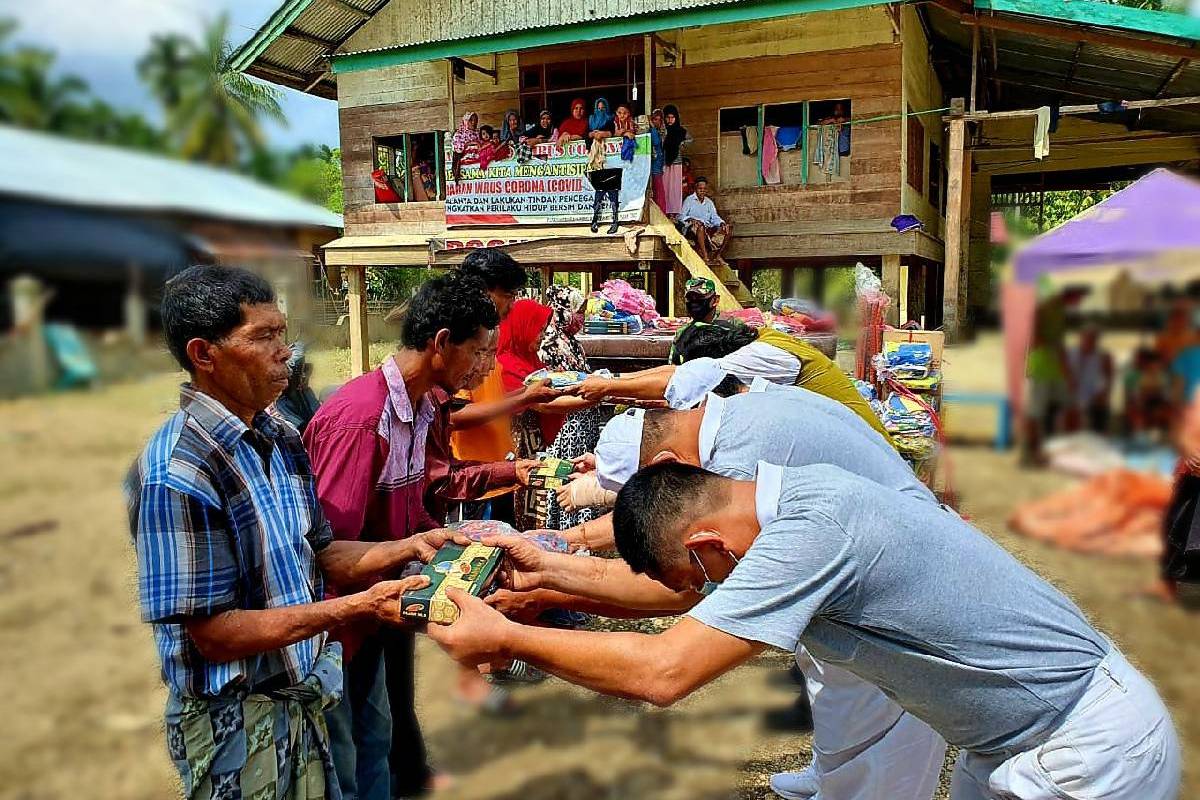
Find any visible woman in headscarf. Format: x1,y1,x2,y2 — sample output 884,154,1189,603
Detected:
499,110,523,148
557,98,589,144
587,97,615,142
649,107,666,206
612,103,636,139
451,111,480,182
522,109,556,145
497,288,603,530
661,104,690,216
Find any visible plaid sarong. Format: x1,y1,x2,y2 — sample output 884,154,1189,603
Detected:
165,643,344,800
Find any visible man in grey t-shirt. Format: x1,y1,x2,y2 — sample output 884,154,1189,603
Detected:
430,462,1180,800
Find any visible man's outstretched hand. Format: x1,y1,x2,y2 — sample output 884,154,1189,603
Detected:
366,575,431,626
426,588,514,666
482,534,548,592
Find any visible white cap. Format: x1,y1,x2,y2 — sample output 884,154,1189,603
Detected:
665,357,728,409
595,407,645,491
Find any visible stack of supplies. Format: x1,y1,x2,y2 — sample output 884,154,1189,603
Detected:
525,457,575,527
874,342,942,392
771,298,836,332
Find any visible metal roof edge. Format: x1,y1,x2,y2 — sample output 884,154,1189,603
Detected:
331,0,892,73
230,0,318,74
976,0,1200,43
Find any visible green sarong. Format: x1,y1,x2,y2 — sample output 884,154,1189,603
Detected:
164,643,344,800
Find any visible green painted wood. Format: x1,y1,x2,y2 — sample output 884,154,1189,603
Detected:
331,0,892,73
977,0,1200,42
230,0,315,73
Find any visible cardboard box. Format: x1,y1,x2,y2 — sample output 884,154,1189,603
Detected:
882,328,944,367
400,542,503,624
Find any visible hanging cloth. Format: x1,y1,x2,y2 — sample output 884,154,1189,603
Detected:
1033,106,1051,160
761,125,781,185
587,138,606,172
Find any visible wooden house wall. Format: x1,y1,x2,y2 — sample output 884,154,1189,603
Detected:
656,41,904,230
336,9,911,244
900,5,947,239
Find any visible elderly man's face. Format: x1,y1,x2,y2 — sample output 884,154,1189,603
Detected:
203,302,291,413
694,181,709,200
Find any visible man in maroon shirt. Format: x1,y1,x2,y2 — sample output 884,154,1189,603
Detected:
304,272,498,800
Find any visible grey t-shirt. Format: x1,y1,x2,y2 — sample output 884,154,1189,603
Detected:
701,390,936,505
689,464,1109,755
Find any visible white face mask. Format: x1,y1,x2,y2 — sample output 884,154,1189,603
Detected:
690,547,739,596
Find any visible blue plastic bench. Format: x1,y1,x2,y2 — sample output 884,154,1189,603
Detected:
942,392,1012,450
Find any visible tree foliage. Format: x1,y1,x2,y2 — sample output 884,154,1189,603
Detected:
0,15,343,213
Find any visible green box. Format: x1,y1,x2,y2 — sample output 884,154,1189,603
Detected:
400,541,503,624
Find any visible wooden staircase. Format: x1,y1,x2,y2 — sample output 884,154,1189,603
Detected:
645,202,755,311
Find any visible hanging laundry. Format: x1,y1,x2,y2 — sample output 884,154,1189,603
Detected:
774,126,803,151
812,124,839,176
1033,106,1051,160
838,122,852,157
761,125,781,185
739,126,758,156
620,136,636,161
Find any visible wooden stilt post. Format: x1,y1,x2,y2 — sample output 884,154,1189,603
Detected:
643,35,654,114
882,254,901,325
346,265,370,377
899,262,910,326
943,103,971,341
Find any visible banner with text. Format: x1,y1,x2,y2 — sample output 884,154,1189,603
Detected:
445,134,650,227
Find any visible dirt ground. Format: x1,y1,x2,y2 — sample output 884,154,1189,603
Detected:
0,333,1193,800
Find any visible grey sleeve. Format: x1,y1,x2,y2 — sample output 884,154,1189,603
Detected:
687,517,857,653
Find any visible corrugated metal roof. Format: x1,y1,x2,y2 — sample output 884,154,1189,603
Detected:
0,125,342,229
339,0,745,55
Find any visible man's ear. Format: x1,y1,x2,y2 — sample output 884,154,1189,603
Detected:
433,328,452,354
186,338,217,375
648,450,682,466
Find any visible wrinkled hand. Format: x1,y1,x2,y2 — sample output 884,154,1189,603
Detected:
485,588,545,620
569,376,612,404
521,378,560,405
409,528,465,563
481,534,547,591
514,459,540,485
366,575,431,626
426,588,514,666
571,453,596,476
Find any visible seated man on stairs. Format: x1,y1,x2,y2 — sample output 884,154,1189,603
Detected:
677,177,731,263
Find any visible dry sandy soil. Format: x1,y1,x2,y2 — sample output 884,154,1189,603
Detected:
0,334,1193,800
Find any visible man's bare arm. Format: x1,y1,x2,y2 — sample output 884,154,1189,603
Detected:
430,592,763,706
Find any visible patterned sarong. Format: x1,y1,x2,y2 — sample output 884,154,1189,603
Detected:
164,643,344,800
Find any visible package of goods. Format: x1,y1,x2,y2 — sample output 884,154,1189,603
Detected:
725,307,765,327
584,310,643,335
451,519,572,553
598,279,660,323
771,299,836,332
400,541,503,624
524,368,587,388
524,457,575,526
881,394,936,436
853,379,878,402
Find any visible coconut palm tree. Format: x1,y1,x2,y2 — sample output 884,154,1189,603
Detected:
0,38,89,131
168,14,286,166
137,33,193,114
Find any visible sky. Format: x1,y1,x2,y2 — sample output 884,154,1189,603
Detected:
3,0,339,149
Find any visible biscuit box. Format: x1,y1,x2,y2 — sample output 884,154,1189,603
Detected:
525,457,575,525
400,542,503,624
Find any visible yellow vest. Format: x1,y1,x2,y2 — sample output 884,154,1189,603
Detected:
755,327,895,446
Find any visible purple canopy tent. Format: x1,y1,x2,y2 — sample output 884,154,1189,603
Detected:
1014,168,1200,284
1004,168,1200,423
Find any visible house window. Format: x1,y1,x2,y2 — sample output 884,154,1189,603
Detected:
518,50,645,129
807,99,851,185
718,106,760,189
928,141,944,213
373,132,445,203
716,99,851,189
906,109,925,193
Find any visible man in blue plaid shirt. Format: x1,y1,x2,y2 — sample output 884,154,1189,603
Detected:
126,265,452,799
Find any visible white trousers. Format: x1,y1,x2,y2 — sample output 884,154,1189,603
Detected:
795,647,947,800
950,647,1180,800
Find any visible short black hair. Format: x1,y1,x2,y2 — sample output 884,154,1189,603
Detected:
459,248,527,294
479,125,494,137
638,409,678,464
614,462,727,575
711,375,747,397
673,320,758,363
401,271,499,351
694,176,708,186
161,264,275,372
